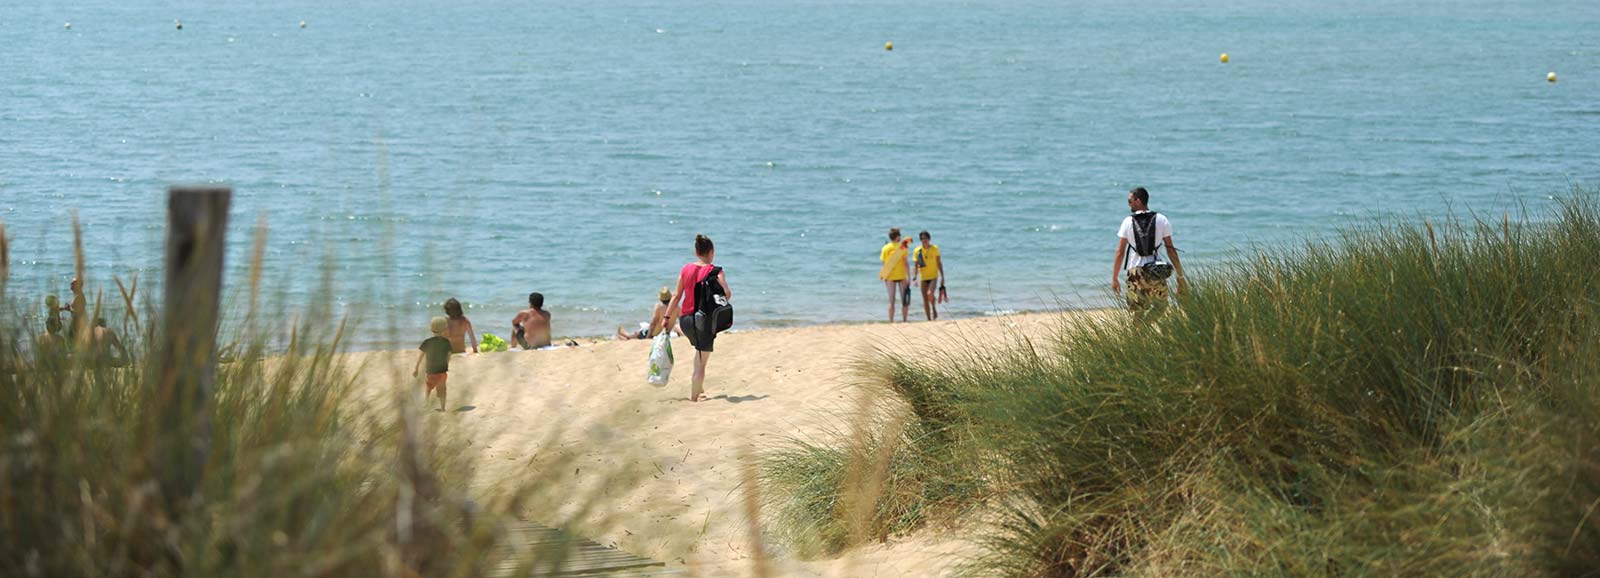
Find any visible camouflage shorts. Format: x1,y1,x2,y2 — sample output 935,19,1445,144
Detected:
1125,272,1170,312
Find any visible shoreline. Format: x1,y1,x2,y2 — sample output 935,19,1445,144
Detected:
341,304,1107,354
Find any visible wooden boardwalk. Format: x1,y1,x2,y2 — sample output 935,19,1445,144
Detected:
484,519,683,578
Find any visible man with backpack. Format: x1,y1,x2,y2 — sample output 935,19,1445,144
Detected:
1112,187,1186,312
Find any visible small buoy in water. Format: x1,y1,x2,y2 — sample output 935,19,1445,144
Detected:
1548,71,1558,83
299,20,307,28
885,41,893,51
64,22,72,30
1220,52,1230,64
175,20,183,30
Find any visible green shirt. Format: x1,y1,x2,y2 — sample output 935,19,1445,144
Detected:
420,336,452,375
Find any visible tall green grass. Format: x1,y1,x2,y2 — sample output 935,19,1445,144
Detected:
765,191,1600,576
0,225,644,577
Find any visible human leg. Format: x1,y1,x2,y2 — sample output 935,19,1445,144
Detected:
920,280,936,320
900,281,910,322
691,350,710,401
436,374,448,411
889,280,902,321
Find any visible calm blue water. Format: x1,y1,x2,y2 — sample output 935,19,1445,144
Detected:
3,0,1597,348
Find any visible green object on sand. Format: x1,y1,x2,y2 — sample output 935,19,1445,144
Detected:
479,333,508,352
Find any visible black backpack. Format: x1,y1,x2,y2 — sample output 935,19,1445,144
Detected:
1130,211,1161,257
693,266,733,334
1126,212,1174,281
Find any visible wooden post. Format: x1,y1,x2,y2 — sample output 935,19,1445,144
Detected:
152,187,230,513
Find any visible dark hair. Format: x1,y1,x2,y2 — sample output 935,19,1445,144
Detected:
96,317,107,328
528,292,544,309
45,317,62,334
694,234,714,256
888,228,901,241
1131,187,1150,205
444,298,464,319
918,230,931,240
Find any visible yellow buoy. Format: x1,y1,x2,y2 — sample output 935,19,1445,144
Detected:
1220,53,1230,64
1548,71,1558,83
885,41,893,51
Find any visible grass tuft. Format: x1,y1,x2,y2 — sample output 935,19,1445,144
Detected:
766,188,1600,577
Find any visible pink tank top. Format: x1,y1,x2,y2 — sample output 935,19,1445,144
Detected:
678,263,715,315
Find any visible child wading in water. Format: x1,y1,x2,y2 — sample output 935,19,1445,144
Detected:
413,317,453,411
443,298,478,354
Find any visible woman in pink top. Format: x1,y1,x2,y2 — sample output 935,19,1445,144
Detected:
664,234,731,402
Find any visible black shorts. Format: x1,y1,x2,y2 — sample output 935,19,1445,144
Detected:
679,315,714,353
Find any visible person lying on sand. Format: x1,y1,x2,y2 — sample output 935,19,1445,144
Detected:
616,286,679,341
511,292,552,349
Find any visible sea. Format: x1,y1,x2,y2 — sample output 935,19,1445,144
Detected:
2,0,1596,349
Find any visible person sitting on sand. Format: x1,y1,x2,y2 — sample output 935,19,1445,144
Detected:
443,298,478,354
879,228,912,323
37,316,67,356
412,316,452,411
1112,187,1186,312
911,230,947,321
664,235,730,402
511,292,552,349
616,286,680,341
91,317,128,366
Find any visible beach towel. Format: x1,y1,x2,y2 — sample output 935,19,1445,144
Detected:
879,239,911,280
647,331,674,386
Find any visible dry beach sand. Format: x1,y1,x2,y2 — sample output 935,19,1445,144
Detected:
346,312,1084,577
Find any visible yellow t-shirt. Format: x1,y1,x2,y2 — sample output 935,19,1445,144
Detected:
913,245,941,280
879,242,908,281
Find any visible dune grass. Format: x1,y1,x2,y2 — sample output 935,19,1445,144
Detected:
0,222,643,577
763,190,1600,576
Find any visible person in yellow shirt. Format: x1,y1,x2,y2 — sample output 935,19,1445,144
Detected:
911,230,947,321
878,228,912,323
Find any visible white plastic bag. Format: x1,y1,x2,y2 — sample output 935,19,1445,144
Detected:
647,331,674,386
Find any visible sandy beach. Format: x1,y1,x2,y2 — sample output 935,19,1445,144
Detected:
345,311,1081,577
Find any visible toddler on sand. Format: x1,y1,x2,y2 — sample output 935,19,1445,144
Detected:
413,316,452,411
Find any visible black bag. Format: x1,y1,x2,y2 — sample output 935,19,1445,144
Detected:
693,266,733,335
1128,212,1174,281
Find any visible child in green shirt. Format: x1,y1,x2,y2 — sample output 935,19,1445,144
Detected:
413,316,452,411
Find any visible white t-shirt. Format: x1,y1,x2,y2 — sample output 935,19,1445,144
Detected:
1118,212,1173,272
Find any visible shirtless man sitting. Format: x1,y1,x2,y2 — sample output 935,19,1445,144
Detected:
91,317,129,366
511,292,552,349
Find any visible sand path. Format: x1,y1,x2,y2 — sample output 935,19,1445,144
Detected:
349,312,1073,577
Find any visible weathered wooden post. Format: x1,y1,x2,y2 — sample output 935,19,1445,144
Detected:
151,187,230,513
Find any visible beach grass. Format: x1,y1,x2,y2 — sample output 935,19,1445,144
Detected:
763,189,1600,576
0,224,645,577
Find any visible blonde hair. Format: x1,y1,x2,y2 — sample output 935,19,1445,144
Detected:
429,316,448,335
